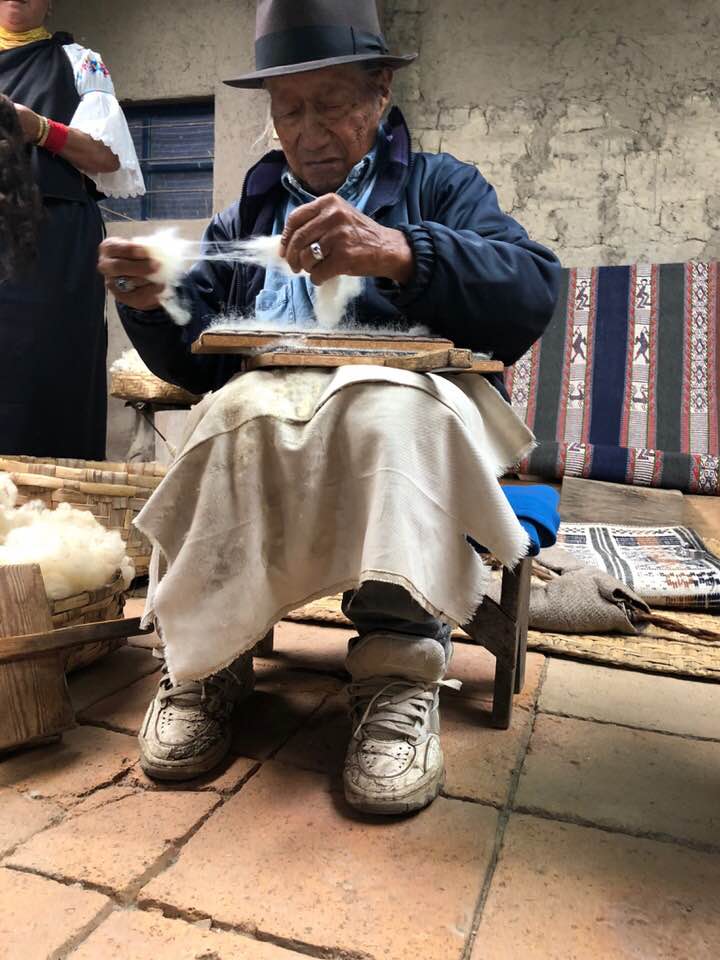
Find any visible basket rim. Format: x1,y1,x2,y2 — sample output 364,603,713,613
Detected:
48,569,127,608
0,455,167,477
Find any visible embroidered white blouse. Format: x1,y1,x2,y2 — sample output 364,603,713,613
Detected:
62,43,145,199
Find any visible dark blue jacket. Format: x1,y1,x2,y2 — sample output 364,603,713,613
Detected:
119,108,561,397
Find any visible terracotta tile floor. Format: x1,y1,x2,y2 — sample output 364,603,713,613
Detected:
2,617,719,960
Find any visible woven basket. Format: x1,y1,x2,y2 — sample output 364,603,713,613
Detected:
111,369,201,407
0,456,167,578
51,571,128,673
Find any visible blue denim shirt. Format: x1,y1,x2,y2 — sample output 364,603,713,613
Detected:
255,142,380,327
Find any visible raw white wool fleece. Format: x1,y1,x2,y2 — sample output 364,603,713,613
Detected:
231,235,362,329
0,476,134,600
133,231,364,329
134,227,193,327
110,348,151,376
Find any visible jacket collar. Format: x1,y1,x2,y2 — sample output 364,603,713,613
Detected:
239,106,412,232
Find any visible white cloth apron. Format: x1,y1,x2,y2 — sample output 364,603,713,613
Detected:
135,366,535,683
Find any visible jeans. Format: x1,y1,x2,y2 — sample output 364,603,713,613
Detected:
342,580,453,656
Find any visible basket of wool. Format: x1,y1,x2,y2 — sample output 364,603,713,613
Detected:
0,456,167,577
0,475,137,671
110,349,202,407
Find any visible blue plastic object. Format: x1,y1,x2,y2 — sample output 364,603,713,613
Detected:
502,485,561,557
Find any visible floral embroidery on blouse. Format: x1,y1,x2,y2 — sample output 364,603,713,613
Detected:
79,54,110,79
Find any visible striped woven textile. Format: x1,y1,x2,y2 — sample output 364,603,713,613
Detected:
556,524,720,609
506,262,720,494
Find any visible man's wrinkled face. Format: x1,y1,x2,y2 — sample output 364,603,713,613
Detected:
266,65,391,195
0,0,50,32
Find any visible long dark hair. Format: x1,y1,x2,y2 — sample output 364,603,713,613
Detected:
0,94,42,282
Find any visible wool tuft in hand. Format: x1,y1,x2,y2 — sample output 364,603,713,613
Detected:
132,231,364,330
231,235,363,329
133,227,193,326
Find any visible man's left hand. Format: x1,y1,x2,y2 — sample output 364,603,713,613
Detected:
280,194,414,286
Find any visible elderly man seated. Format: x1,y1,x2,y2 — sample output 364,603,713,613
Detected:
99,0,560,816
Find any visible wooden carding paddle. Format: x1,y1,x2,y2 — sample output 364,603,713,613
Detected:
242,346,502,373
192,330,455,355
192,330,503,373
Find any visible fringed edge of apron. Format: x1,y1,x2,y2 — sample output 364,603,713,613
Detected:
155,563,495,686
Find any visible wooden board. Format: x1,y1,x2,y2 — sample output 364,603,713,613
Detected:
192,330,456,355
560,477,685,526
242,347,503,374
683,495,720,542
193,330,503,373
0,564,74,752
0,615,145,665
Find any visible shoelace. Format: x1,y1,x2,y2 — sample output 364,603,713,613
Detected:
348,676,461,743
156,663,243,711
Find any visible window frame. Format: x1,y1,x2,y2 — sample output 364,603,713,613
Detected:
103,98,215,222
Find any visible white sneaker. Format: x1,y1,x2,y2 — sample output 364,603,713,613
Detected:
139,654,254,781
343,632,458,815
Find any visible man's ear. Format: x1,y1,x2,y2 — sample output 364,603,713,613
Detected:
370,67,393,121
378,67,394,110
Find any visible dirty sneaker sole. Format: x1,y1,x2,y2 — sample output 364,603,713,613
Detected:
138,732,232,782
343,767,445,816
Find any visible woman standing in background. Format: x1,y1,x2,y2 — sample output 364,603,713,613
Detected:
0,0,143,458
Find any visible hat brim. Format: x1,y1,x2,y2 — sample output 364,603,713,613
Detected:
224,52,417,89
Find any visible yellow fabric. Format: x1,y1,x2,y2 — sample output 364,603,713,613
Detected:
0,25,51,51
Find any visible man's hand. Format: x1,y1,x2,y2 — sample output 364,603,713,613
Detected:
97,239,165,312
279,194,414,286
14,104,42,144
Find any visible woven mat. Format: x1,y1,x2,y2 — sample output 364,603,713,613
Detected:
285,596,720,681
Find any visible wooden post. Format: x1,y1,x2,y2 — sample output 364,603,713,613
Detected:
0,565,74,752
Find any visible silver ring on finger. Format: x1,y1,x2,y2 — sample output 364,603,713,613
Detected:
309,241,325,263
115,276,138,293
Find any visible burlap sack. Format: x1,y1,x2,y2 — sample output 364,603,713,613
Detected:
486,546,651,635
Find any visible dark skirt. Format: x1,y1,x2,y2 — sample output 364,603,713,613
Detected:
0,197,107,459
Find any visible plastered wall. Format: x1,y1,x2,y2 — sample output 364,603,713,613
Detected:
55,0,720,267
384,0,720,266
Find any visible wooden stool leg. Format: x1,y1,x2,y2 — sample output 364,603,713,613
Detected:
490,654,516,729
463,556,532,730
508,558,531,694
490,557,532,724
255,628,275,656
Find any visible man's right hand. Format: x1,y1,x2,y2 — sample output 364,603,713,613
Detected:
98,239,165,311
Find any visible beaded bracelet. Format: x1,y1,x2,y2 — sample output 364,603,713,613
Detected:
34,115,50,147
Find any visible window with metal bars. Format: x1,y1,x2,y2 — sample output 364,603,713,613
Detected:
101,101,215,222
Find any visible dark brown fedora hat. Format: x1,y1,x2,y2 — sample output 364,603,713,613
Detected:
224,0,417,89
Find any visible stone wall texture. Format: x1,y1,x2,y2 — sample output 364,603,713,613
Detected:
383,0,720,266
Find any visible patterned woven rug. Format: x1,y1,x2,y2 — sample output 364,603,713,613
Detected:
506,261,720,494
556,524,720,609
285,596,720,681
